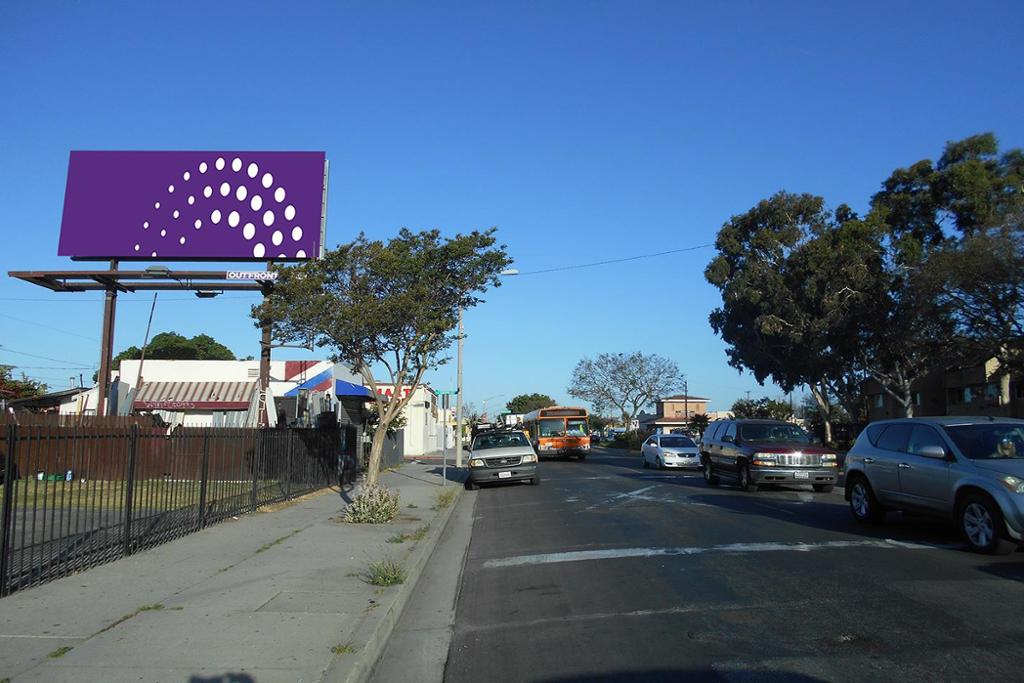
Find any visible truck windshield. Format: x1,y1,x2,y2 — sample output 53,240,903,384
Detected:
739,423,810,444
473,432,531,450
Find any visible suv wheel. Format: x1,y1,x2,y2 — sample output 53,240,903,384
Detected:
848,476,883,524
703,458,719,486
959,494,1016,555
464,479,479,491
737,462,757,492
530,475,541,486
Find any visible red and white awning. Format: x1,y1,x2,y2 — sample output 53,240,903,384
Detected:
133,381,256,411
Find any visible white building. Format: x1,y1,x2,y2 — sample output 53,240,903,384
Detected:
94,359,371,428
372,384,442,458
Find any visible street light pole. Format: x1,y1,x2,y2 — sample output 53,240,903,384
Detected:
455,308,465,467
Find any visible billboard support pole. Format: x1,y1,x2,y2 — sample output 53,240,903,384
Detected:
258,289,272,428
96,259,119,417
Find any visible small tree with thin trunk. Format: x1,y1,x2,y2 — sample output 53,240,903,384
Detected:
567,352,682,432
254,228,511,487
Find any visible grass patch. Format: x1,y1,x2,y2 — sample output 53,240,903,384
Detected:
255,528,301,554
0,478,283,511
92,603,166,637
331,643,357,655
364,557,406,586
47,646,73,659
433,488,457,510
385,524,430,544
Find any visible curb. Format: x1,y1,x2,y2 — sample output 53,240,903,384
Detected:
322,482,465,683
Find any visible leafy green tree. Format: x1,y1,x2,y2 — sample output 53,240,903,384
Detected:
927,228,1024,375
506,393,556,414
567,352,682,433
255,228,511,486
705,192,878,440
112,332,236,368
689,412,710,437
730,397,793,421
859,133,1023,414
0,365,48,401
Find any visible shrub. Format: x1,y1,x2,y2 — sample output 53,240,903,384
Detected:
343,485,400,524
433,487,457,510
365,557,406,586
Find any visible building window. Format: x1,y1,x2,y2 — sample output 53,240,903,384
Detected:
913,392,923,406
985,382,1000,403
947,388,964,405
1013,382,1024,400
873,394,884,409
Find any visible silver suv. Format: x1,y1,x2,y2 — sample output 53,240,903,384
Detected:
844,416,1024,554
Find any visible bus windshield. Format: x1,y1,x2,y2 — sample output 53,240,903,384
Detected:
566,419,588,436
539,418,565,437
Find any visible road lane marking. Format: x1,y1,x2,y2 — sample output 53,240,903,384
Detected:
482,538,956,569
456,598,828,634
579,485,660,512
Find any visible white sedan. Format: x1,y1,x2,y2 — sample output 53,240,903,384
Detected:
641,433,701,470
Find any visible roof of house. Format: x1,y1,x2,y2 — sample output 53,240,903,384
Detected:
133,381,256,411
6,387,89,408
639,415,692,425
661,395,709,401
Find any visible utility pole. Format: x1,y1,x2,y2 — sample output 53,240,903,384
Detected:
683,375,689,427
455,308,465,468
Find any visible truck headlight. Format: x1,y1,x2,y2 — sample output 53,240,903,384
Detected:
1001,475,1024,494
469,459,484,468
752,453,777,466
522,454,538,463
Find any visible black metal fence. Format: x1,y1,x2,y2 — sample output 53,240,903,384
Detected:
0,420,345,597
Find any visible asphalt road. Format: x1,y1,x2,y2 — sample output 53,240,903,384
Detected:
444,446,1024,682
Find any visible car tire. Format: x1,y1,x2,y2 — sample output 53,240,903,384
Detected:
813,484,834,493
737,462,756,492
642,456,649,469
657,457,664,471
530,476,541,486
464,479,479,491
703,458,720,486
578,453,587,461
847,476,884,524
959,494,1017,555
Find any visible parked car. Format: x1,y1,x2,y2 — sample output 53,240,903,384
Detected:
844,416,1024,555
700,419,838,492
641,433,701,470
465,430,539,490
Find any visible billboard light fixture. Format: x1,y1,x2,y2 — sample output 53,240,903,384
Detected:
143,265,172,278
195,290,222,299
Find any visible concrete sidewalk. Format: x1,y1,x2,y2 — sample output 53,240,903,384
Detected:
0,462,464,683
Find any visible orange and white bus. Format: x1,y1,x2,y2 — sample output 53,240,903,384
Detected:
522,406,591,459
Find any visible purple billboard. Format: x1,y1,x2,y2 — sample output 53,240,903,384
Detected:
58,151,326,261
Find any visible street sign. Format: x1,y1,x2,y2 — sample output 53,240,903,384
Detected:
435,389,459,396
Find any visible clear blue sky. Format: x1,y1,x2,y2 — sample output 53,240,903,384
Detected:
2,1,1022,416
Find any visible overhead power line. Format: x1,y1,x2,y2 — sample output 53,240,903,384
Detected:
0,347,95,368
0,294,259,303
517,243,715,276
0,313,99,342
